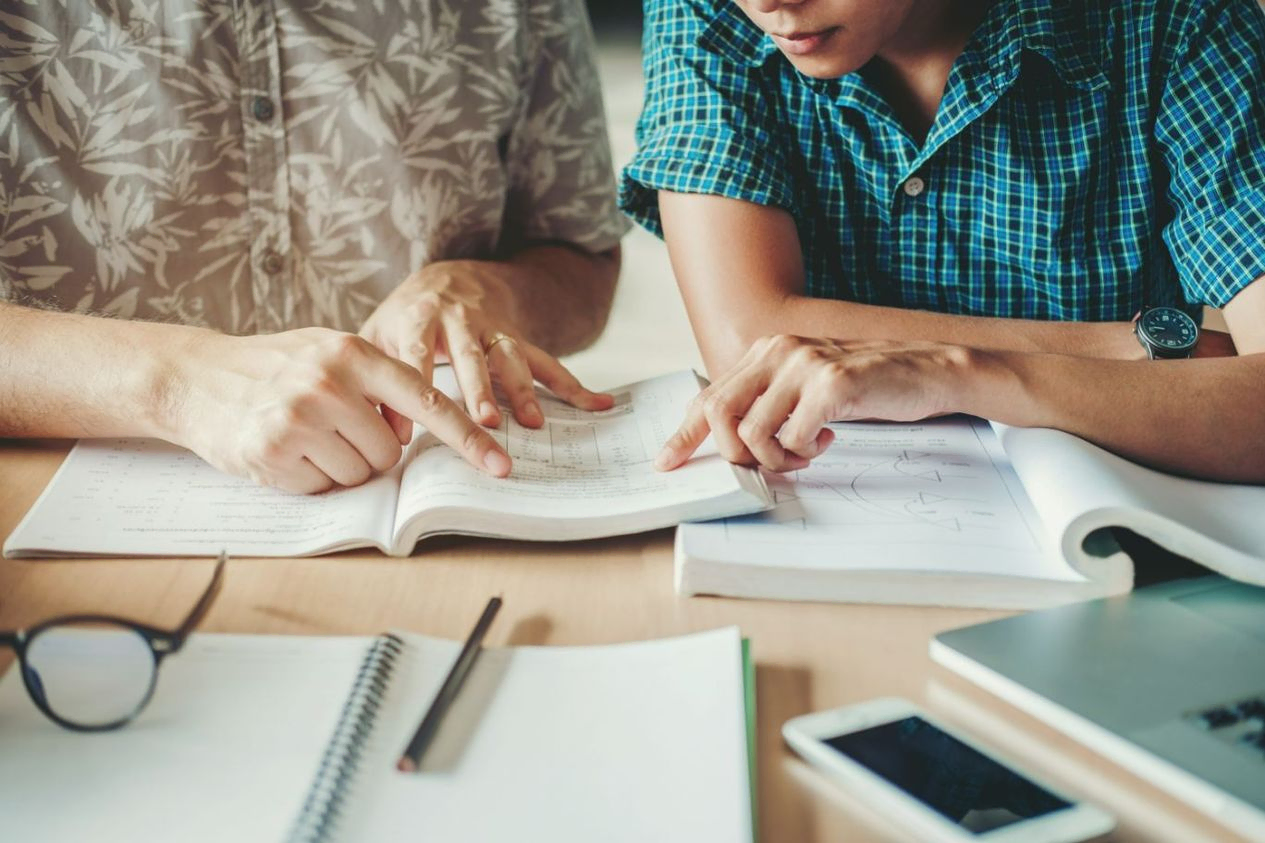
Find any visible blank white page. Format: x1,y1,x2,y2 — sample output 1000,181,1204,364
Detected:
338,627,753,843
0,634,370,843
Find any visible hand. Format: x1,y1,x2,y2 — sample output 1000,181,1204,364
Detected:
655,335,974,473
359,260,613,429
166,327,511,494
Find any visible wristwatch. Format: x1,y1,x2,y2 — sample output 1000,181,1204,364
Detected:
1133,305,1199,359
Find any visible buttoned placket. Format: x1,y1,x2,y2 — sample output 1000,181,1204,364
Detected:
233,0,294,333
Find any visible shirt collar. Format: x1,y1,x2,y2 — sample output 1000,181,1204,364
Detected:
977,0,1110,93
690,0,1109,92
691,0,780,68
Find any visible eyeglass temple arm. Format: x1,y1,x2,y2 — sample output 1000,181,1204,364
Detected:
173,551,228,642
0,631,19,648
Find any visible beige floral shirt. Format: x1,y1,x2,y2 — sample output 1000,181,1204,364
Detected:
0,0,628,333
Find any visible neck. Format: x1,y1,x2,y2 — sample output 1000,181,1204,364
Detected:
868,0,991,142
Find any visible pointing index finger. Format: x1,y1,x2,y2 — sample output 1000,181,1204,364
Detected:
359,351,511,477
654,395,712,471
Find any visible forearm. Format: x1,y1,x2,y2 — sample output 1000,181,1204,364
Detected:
505,244,619,356
659,192,1144,375
780,296,1140,358
0,301,191,439
959,350,1265,483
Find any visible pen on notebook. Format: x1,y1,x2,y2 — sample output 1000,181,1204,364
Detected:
397,595,503,773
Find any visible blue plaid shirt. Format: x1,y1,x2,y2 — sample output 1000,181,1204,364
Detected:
620,0,1265,321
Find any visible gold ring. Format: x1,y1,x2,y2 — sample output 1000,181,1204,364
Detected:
483,331,516,354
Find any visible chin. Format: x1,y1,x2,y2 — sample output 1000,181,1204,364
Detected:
783,53,863,80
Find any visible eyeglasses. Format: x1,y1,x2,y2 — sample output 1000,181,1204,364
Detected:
0,553,226,732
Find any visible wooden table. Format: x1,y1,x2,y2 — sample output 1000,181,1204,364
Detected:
0,439,1248,842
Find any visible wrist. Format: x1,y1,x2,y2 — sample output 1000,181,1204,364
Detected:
139,323,213,445
950,346,1038,424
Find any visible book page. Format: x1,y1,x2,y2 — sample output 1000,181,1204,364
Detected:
681,417,1081,581
334,628,752,843
0,633,371,843
996,424,1265,584
394,370,754,531
3,439,398,558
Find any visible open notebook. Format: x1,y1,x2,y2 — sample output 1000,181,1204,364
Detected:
677,417,1265,609
0,628,754,843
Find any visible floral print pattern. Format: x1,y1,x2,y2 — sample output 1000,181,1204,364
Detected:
0,0,628,333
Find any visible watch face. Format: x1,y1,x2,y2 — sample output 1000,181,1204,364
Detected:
1140,307,1198,351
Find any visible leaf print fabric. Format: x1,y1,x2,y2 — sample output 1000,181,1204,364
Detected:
0,0,628,333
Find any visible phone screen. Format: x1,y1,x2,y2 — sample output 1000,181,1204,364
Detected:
823,717,1072,834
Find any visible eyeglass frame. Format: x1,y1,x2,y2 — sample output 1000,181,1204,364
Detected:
0,552,226,732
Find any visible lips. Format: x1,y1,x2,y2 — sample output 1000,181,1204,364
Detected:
769,27,840,57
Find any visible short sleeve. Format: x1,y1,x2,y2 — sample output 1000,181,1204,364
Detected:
1156,0,1265,307
618,0,794,238
503,0,631,255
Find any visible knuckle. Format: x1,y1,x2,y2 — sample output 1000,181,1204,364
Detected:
461,426,489,455
325,332,368,363
767,334,800,355
369,442,403,472
403,341,432,362
299,366,342,399
344,461,373,488
736,416,761,442
403,298,438,323
416,386,447,414
456,342,485,362
281,391,321,427
701,391,733,418
780,429,810,451
789,343,821,366
821,360,850,382
505,380,536,404
241,440,285,480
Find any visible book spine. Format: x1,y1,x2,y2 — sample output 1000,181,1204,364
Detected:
286,633,405,843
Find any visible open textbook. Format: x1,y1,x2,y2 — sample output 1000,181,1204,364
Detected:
676,417,1265,609
3,370,769,558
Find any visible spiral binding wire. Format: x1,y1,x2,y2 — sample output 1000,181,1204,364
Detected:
286,634,405,843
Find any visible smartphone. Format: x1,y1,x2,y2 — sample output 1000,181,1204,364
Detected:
783,698,1115,843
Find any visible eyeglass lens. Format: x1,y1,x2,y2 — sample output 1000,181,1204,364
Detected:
23,622,158,728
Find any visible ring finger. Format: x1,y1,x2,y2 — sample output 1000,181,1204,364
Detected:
486,334,543,428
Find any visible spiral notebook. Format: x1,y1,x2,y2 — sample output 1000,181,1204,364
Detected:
0,628,755,843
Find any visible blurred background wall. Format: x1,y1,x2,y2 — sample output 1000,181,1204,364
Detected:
563,0,705,387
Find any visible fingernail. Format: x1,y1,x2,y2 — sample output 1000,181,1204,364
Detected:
653,448,675,471
483,450,511,477
525,402,543,424
480,401,499,423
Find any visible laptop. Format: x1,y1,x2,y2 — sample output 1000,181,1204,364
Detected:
930,576,1265,840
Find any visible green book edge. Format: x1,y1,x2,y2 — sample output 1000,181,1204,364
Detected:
742,637,758,841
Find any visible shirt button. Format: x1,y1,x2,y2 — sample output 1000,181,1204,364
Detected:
903,176,926,197
251,96,275,122
261,251,284,274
